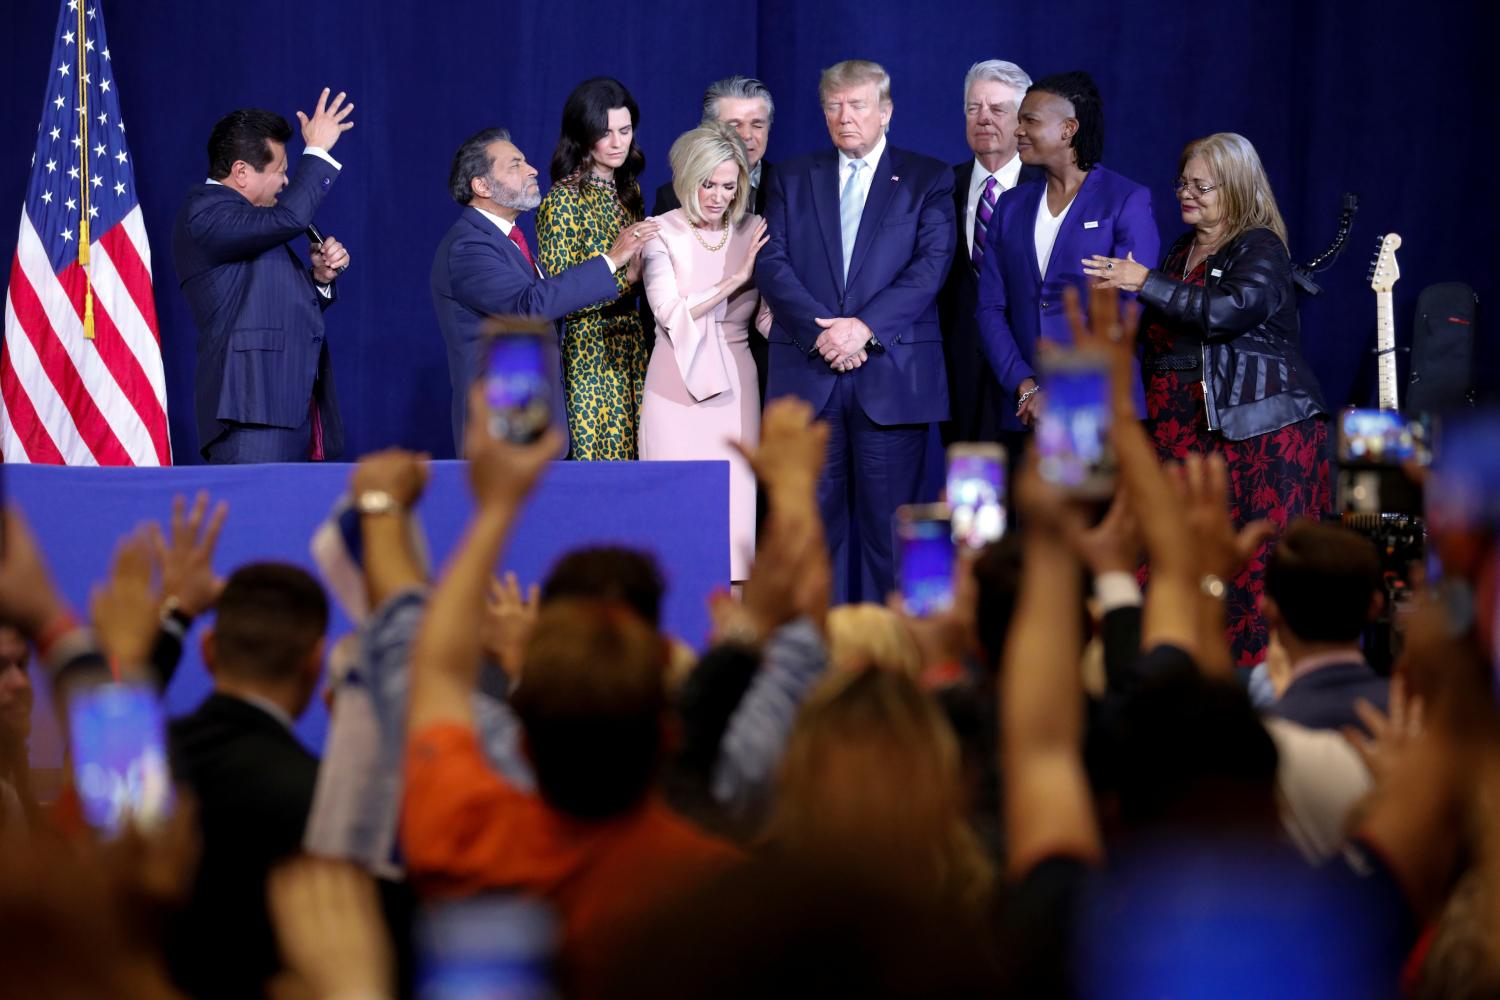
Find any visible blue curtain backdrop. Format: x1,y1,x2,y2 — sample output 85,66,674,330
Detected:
2,0,1491,462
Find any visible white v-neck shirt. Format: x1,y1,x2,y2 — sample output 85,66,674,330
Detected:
1034,189,1076,276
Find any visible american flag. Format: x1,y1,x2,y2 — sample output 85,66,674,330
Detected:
1,0,170,465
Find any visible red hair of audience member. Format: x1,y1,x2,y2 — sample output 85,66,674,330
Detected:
510,598,672,818
0,842,183,999
765,667,994,912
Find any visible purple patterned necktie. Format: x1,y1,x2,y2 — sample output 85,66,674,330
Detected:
971,174,999,272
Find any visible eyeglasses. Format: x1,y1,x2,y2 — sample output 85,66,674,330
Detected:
1173,179,1218,196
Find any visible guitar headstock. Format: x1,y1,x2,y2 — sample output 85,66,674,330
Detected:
1368,233,1402,292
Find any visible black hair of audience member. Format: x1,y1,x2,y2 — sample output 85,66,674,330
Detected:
541,546,665,627
602,858,1003,1000
666,642,761,838
206,108,293,180
447,125,510,205
549,76,646,219
210,563,329,684
511,599,667,819
0,621,38,834
1088,647,1279,835
1027,71,1104,171
1264,519,1382,644
973,535,1024,674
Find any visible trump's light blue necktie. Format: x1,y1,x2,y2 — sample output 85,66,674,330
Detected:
839,158,866,279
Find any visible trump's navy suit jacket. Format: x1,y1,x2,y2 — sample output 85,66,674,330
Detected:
172,153,343,459
430,206,618,453
755,144,955,426
975,165,1158,431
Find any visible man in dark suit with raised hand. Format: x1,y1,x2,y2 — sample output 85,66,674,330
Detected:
939,59,1040,445
432,127,656,454
653,76,777,402
755,59,955,602
166,563,330,1000
173,89,354,463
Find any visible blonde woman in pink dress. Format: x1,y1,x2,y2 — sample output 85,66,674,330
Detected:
640,124,771,581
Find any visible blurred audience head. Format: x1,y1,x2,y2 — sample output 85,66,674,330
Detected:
767,668,992,909
825,604,921,676
1092,654,1279,835
973,535,1024,673
541,546,665,628
201,563,329,715
511,599,668,819
0,621,36,835
606,859,1000,999
0,622,33,747
1263,519,1381,647
0,843,181,999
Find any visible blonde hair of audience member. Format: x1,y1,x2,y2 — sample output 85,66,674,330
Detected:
767,668,993,912
818,58,892,109
826,604,921,677
1178,132,1289,248
669,123,751,228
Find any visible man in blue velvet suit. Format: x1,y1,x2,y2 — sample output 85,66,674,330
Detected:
173,90,355,463
976,71,1158,431
939,59,1042,445
431,127,656,454
756,60,955,602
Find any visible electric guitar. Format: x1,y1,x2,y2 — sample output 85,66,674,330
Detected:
1367,233,1402,411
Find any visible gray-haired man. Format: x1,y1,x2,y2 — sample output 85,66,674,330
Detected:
939,59,1040,444
653,75,776,217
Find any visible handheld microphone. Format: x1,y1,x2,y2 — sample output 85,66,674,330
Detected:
305,224,348,274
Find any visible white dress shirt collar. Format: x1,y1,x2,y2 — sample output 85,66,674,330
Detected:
473,206,515,236
970,152,1022,198
965,153,1024,254
839,131,887,174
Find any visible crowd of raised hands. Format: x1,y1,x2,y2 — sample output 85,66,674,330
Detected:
4,286,1500,998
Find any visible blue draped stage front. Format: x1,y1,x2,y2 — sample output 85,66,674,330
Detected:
7,460,728,763
1,0,1493,464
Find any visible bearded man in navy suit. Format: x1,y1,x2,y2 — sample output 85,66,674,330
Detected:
755,59,955,602
431,127,657,454
173,90,355,463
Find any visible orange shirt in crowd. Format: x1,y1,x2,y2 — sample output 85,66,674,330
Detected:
401,723,738,989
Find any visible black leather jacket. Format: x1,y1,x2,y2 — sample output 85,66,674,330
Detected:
1139,227,1326,441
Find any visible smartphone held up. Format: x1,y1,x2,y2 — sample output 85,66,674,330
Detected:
895,503,956,617
1035,353,1116,498
946,443,1007,549
482,318,554,445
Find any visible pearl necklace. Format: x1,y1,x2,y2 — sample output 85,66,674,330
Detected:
691,220,730,252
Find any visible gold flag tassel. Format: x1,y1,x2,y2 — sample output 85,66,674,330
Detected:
76,0,94,338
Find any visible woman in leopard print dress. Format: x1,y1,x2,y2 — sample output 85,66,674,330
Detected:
538,77,650,460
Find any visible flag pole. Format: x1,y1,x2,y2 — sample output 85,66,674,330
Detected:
75,0,95,338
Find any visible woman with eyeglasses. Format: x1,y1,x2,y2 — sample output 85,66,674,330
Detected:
1083,132,1329,666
